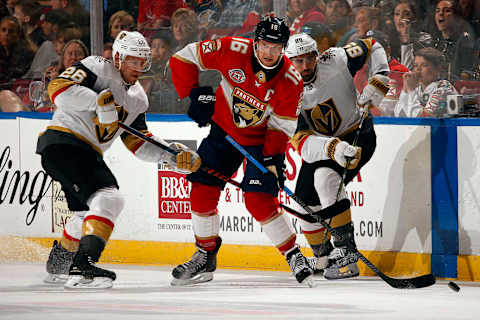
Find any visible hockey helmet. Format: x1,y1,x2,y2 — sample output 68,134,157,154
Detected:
112,30,152,72
254,14,290,47
285,33,319,59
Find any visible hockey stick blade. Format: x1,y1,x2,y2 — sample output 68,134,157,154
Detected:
118,122,242,188
358,255,436,289
225,134,436,289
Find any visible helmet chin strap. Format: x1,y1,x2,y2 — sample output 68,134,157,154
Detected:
115,54,136,86
253,42,283,70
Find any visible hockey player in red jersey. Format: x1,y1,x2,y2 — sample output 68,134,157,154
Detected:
38,31,202,289
285,31,390,279
168,14,314,286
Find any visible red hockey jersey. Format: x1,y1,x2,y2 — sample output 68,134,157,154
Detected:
169,37,303,156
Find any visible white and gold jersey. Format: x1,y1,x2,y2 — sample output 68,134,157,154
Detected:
39,56,150,155
299,39,389,138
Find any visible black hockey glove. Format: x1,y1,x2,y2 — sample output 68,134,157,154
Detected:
188,86,216,127
263,154,286,189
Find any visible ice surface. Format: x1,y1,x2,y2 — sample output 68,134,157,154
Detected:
0,263,477,320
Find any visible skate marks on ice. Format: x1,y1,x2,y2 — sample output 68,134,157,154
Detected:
0,263,479,320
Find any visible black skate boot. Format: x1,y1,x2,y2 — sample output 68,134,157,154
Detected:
324,223,360,280
171,237,222,286
64,235,116,289
44,240,75,284
285,246,314,287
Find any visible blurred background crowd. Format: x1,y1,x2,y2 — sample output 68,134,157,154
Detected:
0,0,479,117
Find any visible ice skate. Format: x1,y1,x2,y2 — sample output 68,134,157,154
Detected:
324,223,359,278
171,237,222,286
64,252,116,289
324,261,359,280
285,246,315,287
44,240,75,284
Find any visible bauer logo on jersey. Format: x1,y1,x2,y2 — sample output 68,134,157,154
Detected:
228,69,246,83
201,40,218,54
308,98,342,135
232,88,267,128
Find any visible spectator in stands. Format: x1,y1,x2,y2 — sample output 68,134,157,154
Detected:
0,38,88,112
288,0,326,34
324,0,353,46
13,0,43,48
301,21,335,52
350,6,380,41
428,0,476,80
105,10,136,43
457,0,480,37
50,0,90,46
193,0,224,39
5,0,17,16
0,16,35,82
139,30,185,113
356,30,410,116
36,38,88,111
103,41,112,60
394,47,458,117
137,0,186,30
170,8,199,51
387,0,433,71
236,0,273,36
215,0,256,29
23,22,81,79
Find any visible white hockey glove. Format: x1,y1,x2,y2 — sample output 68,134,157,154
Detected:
96,89,118,124
165,143,202,174
358,74,390,108
325,137,362,169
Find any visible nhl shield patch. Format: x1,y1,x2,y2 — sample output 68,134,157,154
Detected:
228,69,246,83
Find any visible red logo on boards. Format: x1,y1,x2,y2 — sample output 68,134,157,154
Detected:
158,169,192,219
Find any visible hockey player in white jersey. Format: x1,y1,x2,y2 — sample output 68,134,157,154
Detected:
285,32,390,279
37,30,202,289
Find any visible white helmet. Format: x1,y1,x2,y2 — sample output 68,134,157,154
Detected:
285,33,318,59
112,30,152,72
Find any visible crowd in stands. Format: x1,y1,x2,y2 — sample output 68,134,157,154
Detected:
0,0,479,117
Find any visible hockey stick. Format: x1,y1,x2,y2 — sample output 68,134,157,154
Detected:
336,104,370,200
225,134,436,289
118,122,242,188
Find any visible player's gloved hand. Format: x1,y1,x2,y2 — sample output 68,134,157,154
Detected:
263,154,286,189
96,89,118,124
166,143,202,174
188,86,216,127
357,74,390,107
325,137,362,169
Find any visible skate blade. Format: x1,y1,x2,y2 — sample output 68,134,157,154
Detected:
170,272,213,286
302,275,316,288
64,275,113,289
324,271,359,280
44,273,68,284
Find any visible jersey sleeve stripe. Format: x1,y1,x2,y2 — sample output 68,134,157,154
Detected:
121,131,151,153
48,79,76,104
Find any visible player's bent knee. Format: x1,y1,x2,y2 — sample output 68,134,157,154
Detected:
244,192,279,222
87,187,125,223
314,167,346,206
190,182,221,214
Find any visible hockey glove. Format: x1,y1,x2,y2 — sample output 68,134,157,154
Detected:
96,89,118,124
263,154,286,189
166,143,202,174
357,74,390,108
188,86,216,127
325,137,362,169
